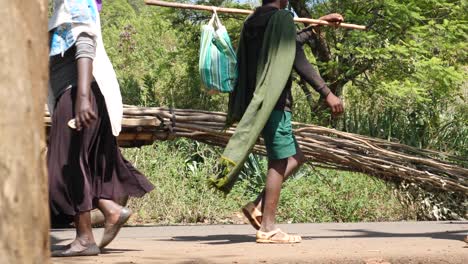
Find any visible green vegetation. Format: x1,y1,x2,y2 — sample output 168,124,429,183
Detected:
123,140,409,224
96,0,467,224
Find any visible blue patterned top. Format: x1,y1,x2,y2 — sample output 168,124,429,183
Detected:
49,0,98,56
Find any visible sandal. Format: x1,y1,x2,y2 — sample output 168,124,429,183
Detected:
242,202,262,230
256,228,301,244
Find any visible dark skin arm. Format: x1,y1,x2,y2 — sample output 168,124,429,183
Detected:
75,57,97,131
317,13,345,114
294,43,344,115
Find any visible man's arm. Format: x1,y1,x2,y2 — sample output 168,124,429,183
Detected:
293,41,330,97
293,43,343,114
294,13,345,114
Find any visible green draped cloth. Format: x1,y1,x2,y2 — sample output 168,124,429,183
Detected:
210,10,296,193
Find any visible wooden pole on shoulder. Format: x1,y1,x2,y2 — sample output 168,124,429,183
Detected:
145,0,367,30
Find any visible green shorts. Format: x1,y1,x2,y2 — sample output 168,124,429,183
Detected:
262,110,298,160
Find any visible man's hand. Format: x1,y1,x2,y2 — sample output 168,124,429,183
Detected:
74,95,96,131
325,92,344,115
319,13,344,24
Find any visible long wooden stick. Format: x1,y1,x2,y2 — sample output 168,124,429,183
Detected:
145,0,367,30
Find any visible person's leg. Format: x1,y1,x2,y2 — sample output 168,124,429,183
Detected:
256,154,303,243
254,147,305,212
98,199,133,249
90,84,148,249
245,110,305,230
91,196,129,227
98,199,124,224
49,89,101,256
259,158,288,233
72,211,96,247
52,211,100,256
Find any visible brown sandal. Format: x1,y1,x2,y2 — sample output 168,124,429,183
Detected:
256,228,301,244
242,202,262,230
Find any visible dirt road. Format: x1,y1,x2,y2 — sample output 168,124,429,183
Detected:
51,221,467,264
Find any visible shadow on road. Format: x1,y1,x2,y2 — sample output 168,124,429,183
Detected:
50,234,143,253
157,234,255,245
157,229,467,245
101,248,142,254
301,229,467,242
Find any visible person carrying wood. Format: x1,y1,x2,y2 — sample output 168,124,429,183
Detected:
241,12,346,232
213,0,344,243
47,0,154,256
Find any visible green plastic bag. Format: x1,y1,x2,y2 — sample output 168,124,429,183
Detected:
199,11,237,93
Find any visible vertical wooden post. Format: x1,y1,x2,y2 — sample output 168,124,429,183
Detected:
0,0,50,263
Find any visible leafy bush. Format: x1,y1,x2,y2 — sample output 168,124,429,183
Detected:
123,141,412,224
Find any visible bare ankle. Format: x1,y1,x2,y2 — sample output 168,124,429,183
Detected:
75,235,95,246
104,207,121,217
259,224,276,232
98,200,123,218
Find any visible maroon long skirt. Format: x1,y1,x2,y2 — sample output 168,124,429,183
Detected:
48,83,154,217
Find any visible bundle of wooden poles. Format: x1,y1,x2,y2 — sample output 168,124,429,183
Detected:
44,105,468,194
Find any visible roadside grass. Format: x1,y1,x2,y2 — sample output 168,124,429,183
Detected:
122,139,411,225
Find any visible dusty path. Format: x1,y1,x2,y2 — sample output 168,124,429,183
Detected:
51,221,467,264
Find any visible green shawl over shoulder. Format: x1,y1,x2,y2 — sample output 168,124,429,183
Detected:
211,10,296,193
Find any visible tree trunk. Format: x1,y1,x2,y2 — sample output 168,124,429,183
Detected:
0,1,50,263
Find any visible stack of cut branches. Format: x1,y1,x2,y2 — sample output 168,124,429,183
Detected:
44,105,468,194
